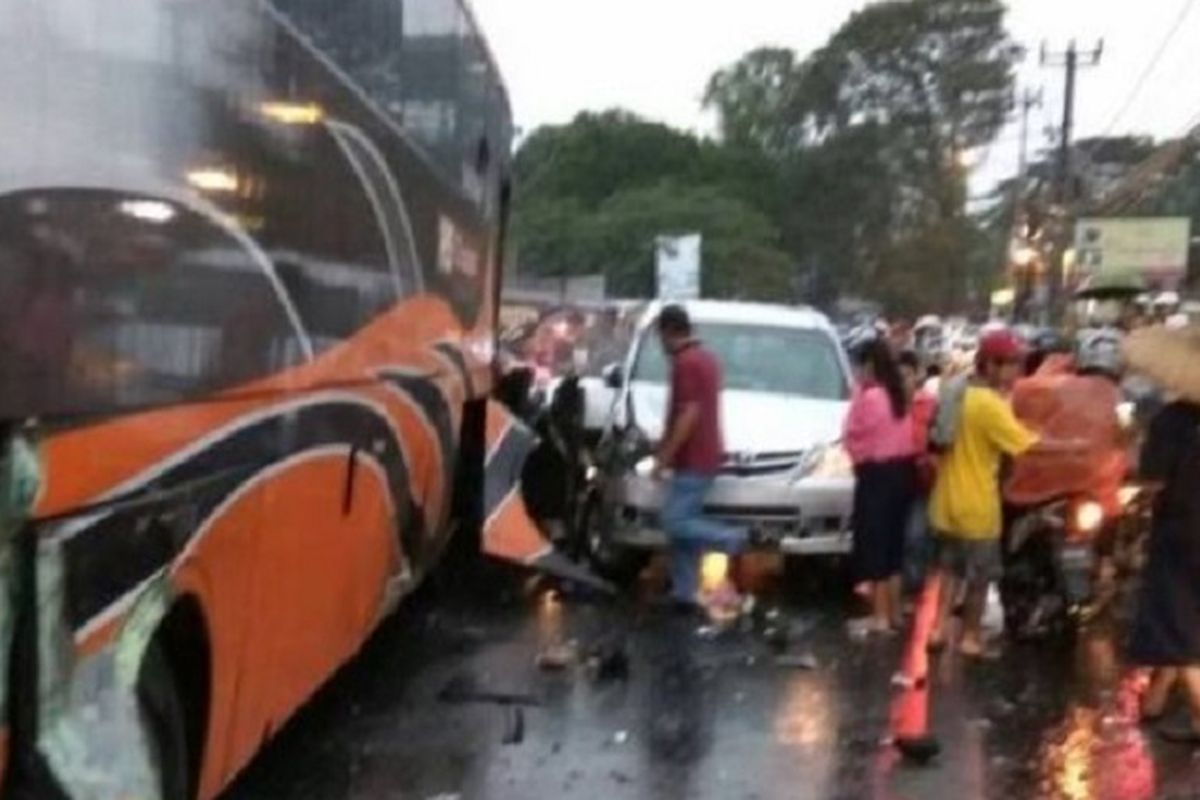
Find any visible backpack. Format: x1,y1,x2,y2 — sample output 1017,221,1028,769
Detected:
929,374,969,453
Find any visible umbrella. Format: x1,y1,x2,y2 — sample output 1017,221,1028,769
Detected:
1121,325,1200,404
1073,274,1145,301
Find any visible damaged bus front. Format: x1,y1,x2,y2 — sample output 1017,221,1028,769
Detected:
0,0,565,797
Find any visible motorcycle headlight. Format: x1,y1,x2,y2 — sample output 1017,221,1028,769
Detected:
1116,401,1135,430
1074,500,1105,534
1117,485,1140,508
796,443,853,480
634,456,656,477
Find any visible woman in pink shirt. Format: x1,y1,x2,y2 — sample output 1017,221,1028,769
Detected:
844,339,919,633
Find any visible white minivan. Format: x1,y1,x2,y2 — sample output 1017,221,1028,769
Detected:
584,300,855,579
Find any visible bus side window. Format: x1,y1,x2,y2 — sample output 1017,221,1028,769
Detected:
0,189,308,419
253,122,399,351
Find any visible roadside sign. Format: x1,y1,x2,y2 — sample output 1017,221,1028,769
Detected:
1074,217,1191,290
655,233,702,300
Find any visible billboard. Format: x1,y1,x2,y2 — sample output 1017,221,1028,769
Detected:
655,233,702,300
1074,217,1191,289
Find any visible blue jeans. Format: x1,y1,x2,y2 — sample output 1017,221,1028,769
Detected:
904,496,931,592
662,472,746,603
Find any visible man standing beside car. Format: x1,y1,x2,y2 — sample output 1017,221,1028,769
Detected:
652,305,746,611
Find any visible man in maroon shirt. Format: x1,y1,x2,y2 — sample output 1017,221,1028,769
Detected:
652,305,747,608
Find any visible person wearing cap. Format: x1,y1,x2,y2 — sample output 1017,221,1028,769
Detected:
926,329,1054,656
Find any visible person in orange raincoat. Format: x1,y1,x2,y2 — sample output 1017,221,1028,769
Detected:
1004,329,1128,518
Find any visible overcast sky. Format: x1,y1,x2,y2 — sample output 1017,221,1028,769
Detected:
470,0,1200,193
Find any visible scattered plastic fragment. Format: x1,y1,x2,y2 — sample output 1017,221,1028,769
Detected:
502,707,525,745
776,652,819,670
536,641,578,671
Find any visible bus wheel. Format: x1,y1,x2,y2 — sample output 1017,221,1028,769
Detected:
582,494,648,587
137,641,190,800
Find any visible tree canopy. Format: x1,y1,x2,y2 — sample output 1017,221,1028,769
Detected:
511,111,791,301
512,0,1019,314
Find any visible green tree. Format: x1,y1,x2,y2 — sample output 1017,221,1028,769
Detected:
591,182,793,299
514,110,702,208
704,48,801,154
511,110,790,299
516,180,793,301
704,0,1018,311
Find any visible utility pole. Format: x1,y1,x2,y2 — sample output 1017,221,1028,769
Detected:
1008,88,1043,323
1041,40,1103,321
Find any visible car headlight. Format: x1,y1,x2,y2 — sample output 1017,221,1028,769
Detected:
795,443,853,480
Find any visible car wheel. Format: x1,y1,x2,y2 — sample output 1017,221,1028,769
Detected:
137,640,191,800
581,493,648,586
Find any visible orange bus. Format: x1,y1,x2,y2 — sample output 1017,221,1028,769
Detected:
0,1,547,797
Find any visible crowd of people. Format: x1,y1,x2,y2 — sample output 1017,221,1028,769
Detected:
648,301,1200,746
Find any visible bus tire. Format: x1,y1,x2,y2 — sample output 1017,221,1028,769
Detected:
581,494,648,587
137,641,191,800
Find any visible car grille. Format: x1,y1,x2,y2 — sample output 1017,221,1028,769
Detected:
720,450,804,477
702,504,799,520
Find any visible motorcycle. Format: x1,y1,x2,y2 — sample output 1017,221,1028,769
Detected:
1001,485,1151,638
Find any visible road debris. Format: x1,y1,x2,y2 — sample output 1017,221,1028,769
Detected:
502,707,526,745
775,652,819,670
438,673,542,707
584,638,631,683
536,640,579,671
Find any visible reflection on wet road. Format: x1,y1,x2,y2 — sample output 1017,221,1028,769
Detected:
226,564,1200,799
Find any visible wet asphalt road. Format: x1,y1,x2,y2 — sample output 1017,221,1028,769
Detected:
226,559,1200,800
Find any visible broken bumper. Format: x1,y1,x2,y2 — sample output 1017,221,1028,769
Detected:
607,472,853,556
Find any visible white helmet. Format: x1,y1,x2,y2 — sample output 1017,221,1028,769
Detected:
1153,291,1180,308
1075,327,1123,378
915,314,942,331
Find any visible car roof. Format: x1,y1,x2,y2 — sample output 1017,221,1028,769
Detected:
641,300,835,332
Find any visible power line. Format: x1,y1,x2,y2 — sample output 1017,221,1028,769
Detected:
1101,0,1197,136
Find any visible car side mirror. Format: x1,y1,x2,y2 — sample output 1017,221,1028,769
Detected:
602,363,624,389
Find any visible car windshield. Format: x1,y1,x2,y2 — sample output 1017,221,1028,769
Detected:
633,322,848,400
